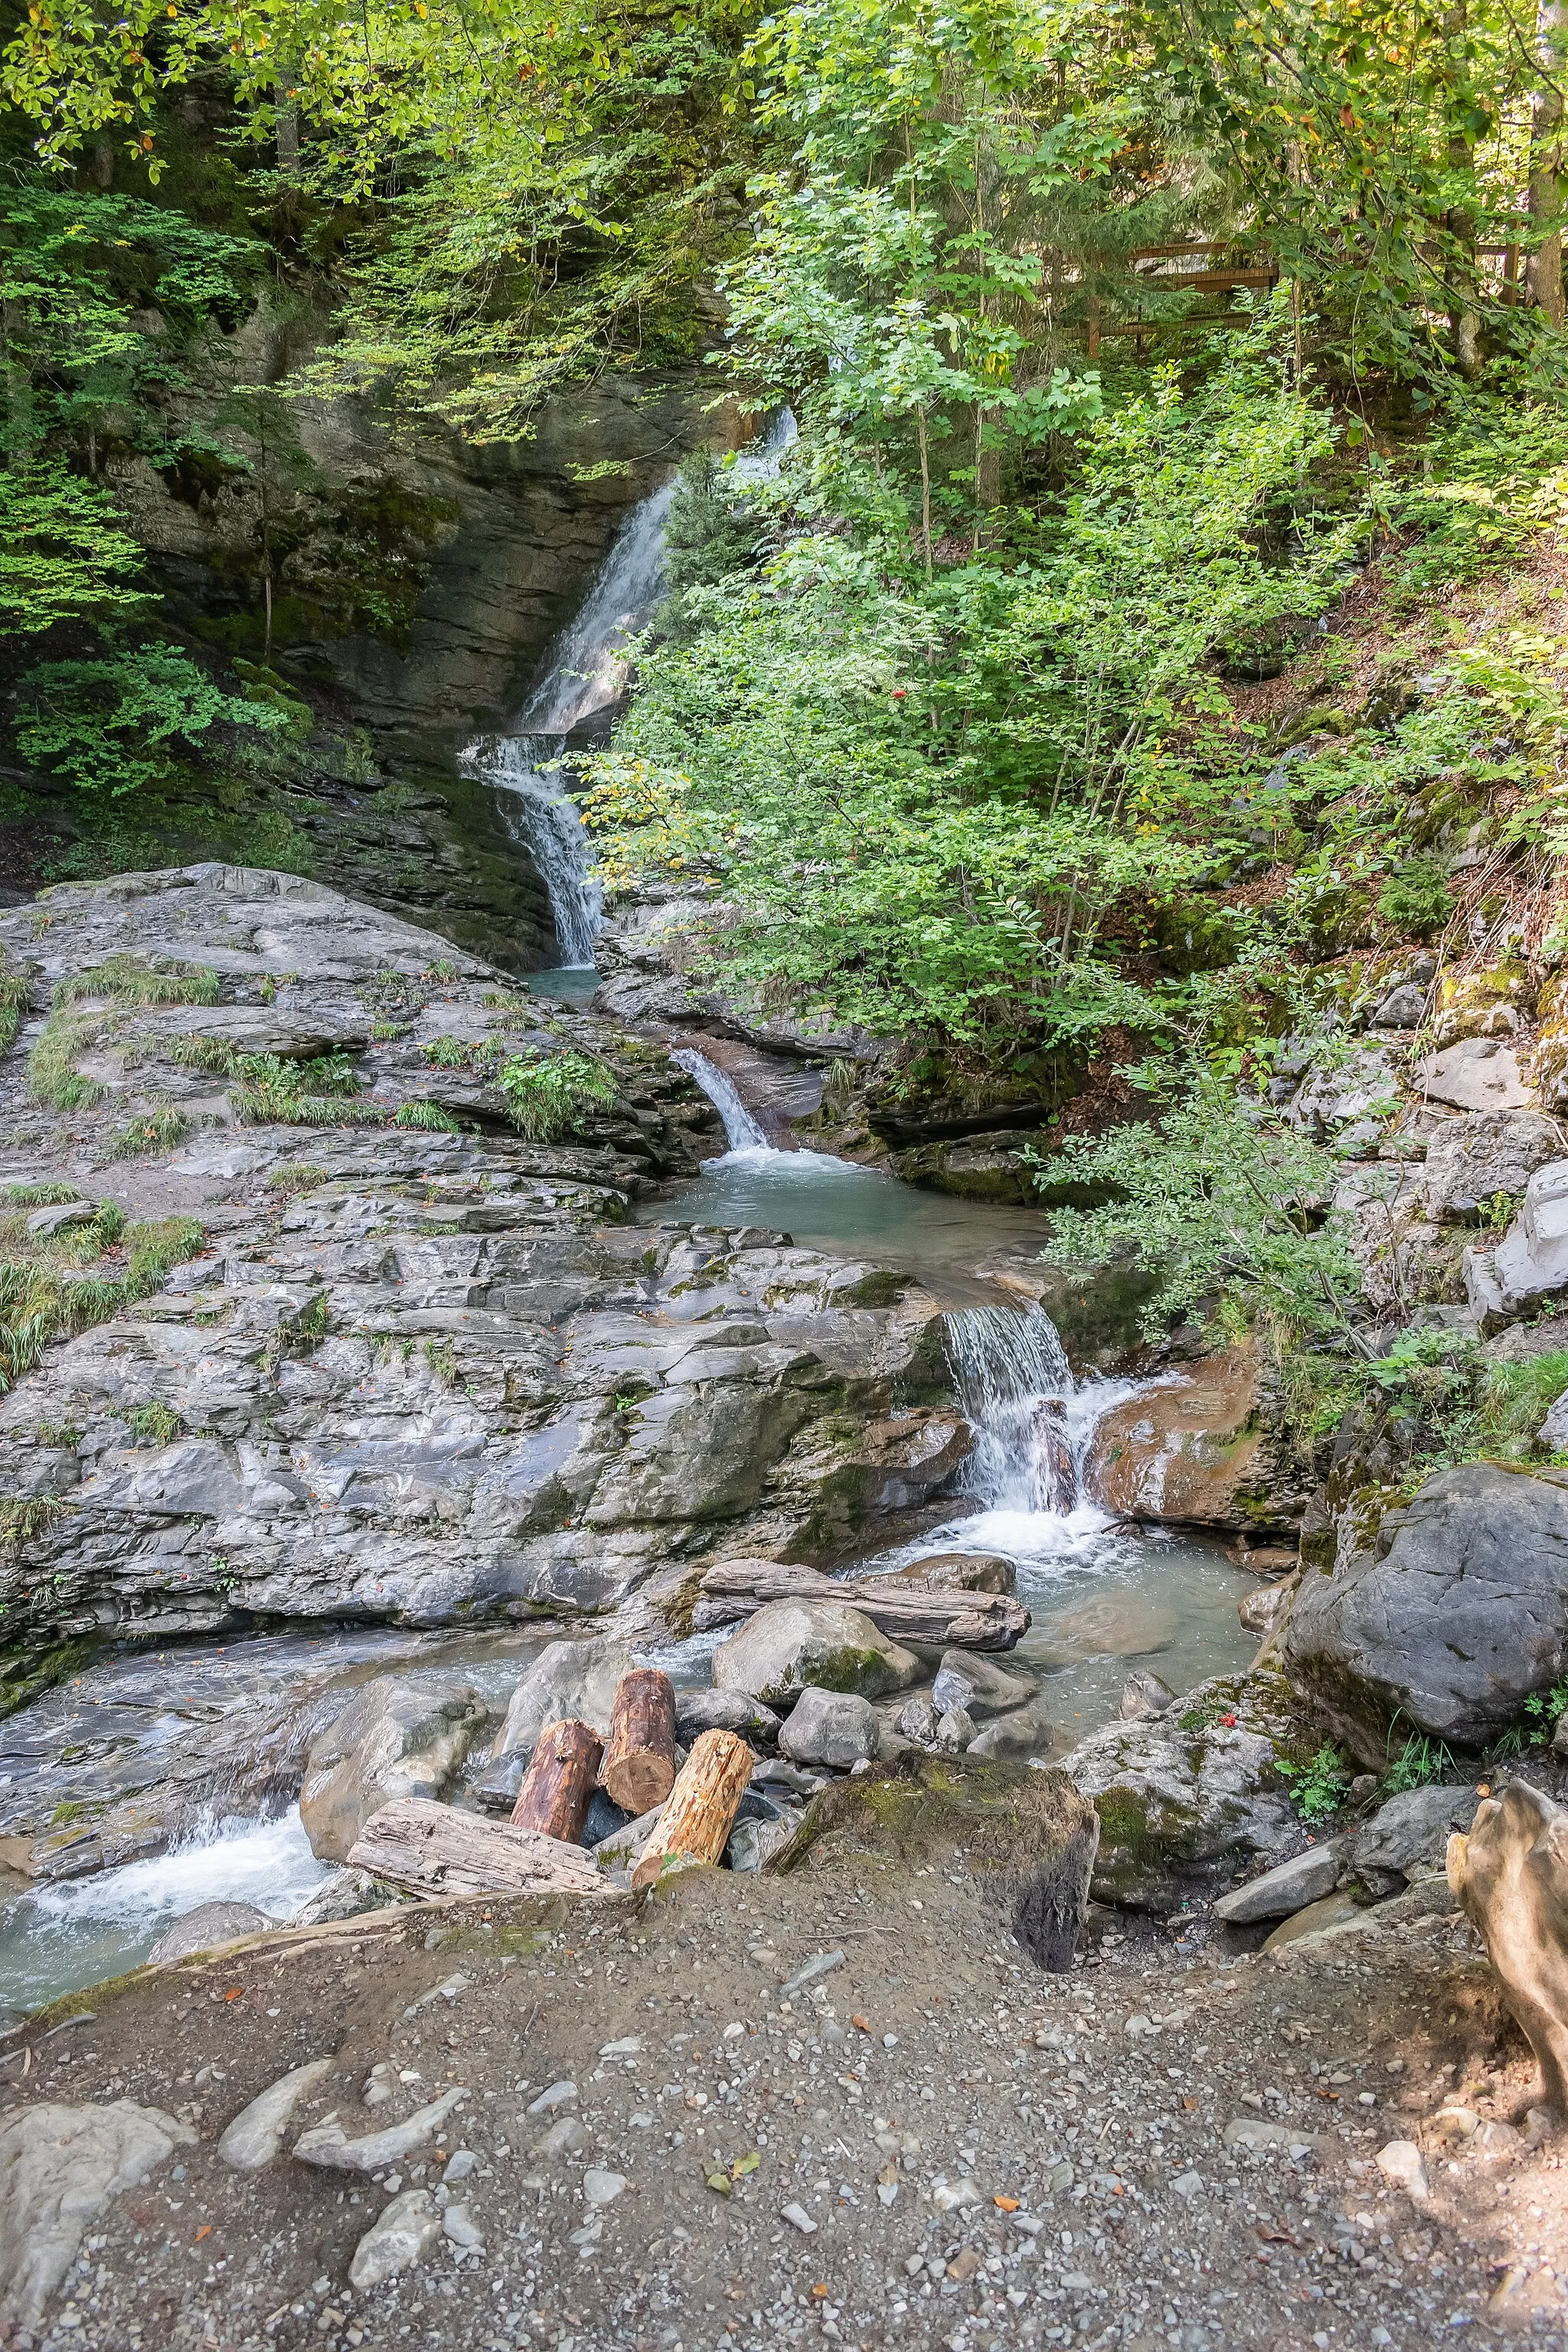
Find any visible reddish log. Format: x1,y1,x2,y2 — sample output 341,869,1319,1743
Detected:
511,1717,602,1844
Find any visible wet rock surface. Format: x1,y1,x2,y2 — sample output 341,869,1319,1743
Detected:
1083,1345,1309,1535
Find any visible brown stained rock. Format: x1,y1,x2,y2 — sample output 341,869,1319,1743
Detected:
1448,1779,1568,2113
769,1750,1099,1973
1083,1344,1306,1535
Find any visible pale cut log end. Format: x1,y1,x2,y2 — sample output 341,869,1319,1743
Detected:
605,1754,677,1816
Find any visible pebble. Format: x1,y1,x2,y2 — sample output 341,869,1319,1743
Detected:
1376,2140,1430,2200
348,2190,442,2290
403,1973,469,2018
526,2079,577,2115
583,2169,627,2207
217,2059,332,2171
780,1951,844,1994
443,2150,476,2182
781,2203,818,2234
442,2200,485,2249
1171,2171,1205,2200
932,2179,982,2213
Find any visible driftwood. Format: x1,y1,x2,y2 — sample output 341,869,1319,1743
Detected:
511,1717,602,1842
694,1560,1029,1651
601,1670,678,1815
1448,1779,1563,2109
632,1730,753,1889
348,1798,611,1902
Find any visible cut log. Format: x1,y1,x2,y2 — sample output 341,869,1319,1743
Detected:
693,1560,1028,1651
511,1717,603,1843
632,1729,753,1889
348,1798,611,1902
600,1669,678,1815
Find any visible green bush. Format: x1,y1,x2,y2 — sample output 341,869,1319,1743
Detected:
497,1049,619,1142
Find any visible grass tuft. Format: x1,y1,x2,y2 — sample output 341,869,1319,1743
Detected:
105,1102,190,1160
25,1011,106,1111
394,1100,462,1132
55,957,220,1009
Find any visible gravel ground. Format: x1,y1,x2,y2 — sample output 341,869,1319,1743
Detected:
5,1838,1568,2352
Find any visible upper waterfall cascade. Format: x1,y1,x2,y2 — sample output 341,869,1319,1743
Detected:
467,410,799,971
669,1047,769,1153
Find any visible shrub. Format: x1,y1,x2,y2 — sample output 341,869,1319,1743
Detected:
1376,858,1454,940
126,1400,181,1446
497,1049,619,1142
1279,1743,1351,1824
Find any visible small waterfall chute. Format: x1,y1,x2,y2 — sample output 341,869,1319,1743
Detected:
945,1304,1136,1521
670,1047,769,1154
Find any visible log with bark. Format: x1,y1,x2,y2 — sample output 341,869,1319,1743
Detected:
348,1798,612,1901
600,1669,678,1815
511,1717,602,1842
693,1559,1029,1650
632,1729,753,1889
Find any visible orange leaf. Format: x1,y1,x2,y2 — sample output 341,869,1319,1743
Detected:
194,2225,212,2242
994,2195,1021,2212
224,1988,244,2001
811,2283,828,2298
851,2014,871,2033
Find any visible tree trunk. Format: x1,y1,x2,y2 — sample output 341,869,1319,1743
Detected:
348,1798,611,1901
1528,0,1568,325
600,1670,678,1815
632,1730,753,1887
694,1560,1030,1650
275,73,300,178
511,1718,603,1844
1444,5,1483,377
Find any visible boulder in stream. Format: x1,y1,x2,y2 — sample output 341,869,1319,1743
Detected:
711,1599,920,1706
778,1687,880,1768
1084,1344,1308,1534
299,1674,489,1864
147,1902,273,1964
932,1650,1037,1718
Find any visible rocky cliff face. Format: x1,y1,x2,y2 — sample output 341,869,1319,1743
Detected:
0,866,965,1667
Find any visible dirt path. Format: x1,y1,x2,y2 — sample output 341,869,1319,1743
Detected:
6,1833,1568,2352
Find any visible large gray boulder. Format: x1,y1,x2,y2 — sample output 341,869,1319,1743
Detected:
777,1687,879,1768
488,1640,634,1769
1282,1462,1568,1760
1420,1111,1562,1223
299,1674,487,1863
711,1600,920,1706
1213,1838,1344,1923
675,1687,781,1745
1060,1676,1297,1910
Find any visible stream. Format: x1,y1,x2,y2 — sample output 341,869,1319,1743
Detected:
0,433,1255,2020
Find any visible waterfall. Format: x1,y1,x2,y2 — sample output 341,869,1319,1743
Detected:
464,476,678,969
469,408,799,972
671,1047,769,1152
945,1305,1135,1519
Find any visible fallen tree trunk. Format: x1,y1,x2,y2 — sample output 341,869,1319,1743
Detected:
348,1798,611,1902
601,1670,678,1815
511,1717,602,1842
694,1560,1029,1650
632,1730,753,1888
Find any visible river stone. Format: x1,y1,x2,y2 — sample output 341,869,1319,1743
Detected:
299,1674,488,1864
1213,1838,1344,1923
1261,1890,1365,1950
890,1553,1018,1595
288,1868,400,1926
488,1641,635,1771
1083,1342,1307,1534
967,1702,1055,1759
932,1650,1037,1719
778,1686,880,1768
1349,1785,1478,1890
935,1705,975,1753
896,1694,940,1747
1370,982,1428,1028
1238,1579,1296,1637
294,2085,469,2173
1060,1674,1297,1911
1418,1037,1533,1113
147,1900,273,1963
675,1687,782,1744
711,1600,920,1706
218,2059,334,2171
0,2099,196,2327
1118,1671,1177,1721
1280,1462,1568,1760
349,2187,443,2289
1420,1111,1562,1223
